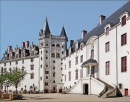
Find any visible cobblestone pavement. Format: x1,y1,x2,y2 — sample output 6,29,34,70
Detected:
0,93,130,102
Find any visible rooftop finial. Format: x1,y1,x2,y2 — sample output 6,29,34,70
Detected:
46,16,48,22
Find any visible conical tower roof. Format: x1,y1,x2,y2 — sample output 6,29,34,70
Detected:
60,26,67,37
43,17,51,34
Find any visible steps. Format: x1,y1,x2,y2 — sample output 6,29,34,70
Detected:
97,78,117,98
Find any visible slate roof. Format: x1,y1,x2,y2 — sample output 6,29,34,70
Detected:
82,0,130,43
43,17,51,34
60,26,67,37
81,58,97,67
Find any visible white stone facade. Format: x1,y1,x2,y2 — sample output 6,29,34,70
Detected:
0,1,130,96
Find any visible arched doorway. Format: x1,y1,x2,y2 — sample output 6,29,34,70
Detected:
83,84,88,95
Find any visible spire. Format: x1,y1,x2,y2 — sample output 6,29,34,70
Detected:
60,26,67,37
43,17,51,34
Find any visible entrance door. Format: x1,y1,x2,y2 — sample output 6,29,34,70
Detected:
125,89,128,96
84,84,88,95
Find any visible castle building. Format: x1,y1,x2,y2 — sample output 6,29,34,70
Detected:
0,1,130,97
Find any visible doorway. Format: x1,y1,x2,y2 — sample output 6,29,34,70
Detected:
84,84,88,95
125,89,128,96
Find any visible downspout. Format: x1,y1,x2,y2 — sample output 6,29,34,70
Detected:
116,26,118,87
38,56,40,91
98,37,99,78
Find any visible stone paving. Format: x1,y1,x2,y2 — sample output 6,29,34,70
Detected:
0,93,130,102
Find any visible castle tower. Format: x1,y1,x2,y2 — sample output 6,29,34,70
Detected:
39,17,68,93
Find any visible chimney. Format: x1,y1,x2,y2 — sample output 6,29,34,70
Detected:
7,46,12,53
81,30,87,39
26,41,29,49
100,15,106,25
22,42,25,48
70,40,74,46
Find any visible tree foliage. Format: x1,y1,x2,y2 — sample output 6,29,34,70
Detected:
0,68,27,93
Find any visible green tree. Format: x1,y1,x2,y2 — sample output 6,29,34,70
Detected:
8,68,27,94
0,74,6,92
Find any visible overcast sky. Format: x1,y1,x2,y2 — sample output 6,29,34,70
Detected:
1,0,128,59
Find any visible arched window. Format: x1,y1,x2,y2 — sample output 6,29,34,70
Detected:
52,44,55,47
56,53,60,58
121,15,126,26
56,44,60,47
51,53,55,58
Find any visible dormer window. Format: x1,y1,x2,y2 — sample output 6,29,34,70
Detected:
104,24,110,35
106,27,109,35
81,45,83,50
121,15,126,26
119,11,129,26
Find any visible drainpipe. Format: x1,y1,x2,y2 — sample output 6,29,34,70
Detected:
98,37,99,78
89,64,91,95
116,26,118,87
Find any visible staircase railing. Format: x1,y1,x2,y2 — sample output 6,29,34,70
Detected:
90,77,107,97
107,88,116,97
63,79,82,93
106,84,117,97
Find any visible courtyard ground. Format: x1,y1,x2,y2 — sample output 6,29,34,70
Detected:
0,93,130,102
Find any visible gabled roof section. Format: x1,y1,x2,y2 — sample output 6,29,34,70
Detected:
43,17,51,34
60,26,67,37
82,0,130,43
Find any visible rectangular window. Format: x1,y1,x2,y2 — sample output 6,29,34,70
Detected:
30,73,34,79
106,27,109,35
121,16,126,26
106,61,110,75
30,65,34,70
69,71,71,81
1,67,3,74
53,73,55,77
16,61,18,64
40,42,43,46
45,83,48,86
46,76,48,79
91,50,94,58
16,54,18,58
80,69,83,78
10,62,11,65
75,70,78,80
65,75,66,82
69,61,71,68
121,33,127,46
31,58,34,62
119,83,122,89
81,45,83,50
45,71,49,74
105,42,110,52
4,68,6,73
75,56,78,65
121,56,127,72
4,63,6,66
22,59,24,64
65,65,66,70
80,55,83,63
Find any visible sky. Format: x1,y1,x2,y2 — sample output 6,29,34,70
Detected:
0,0,128,59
